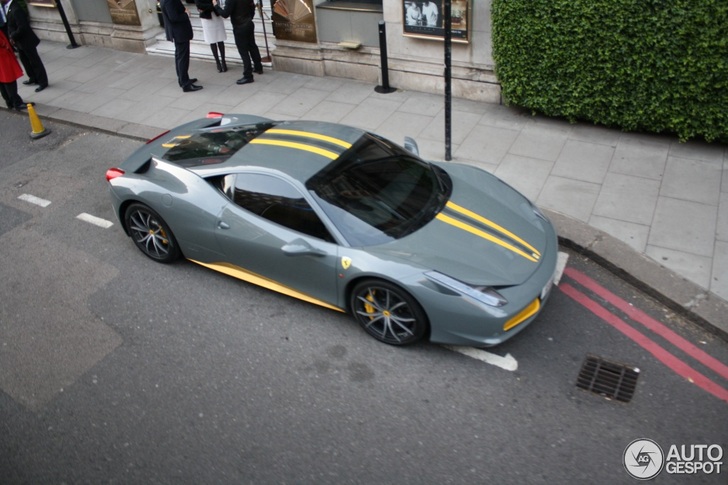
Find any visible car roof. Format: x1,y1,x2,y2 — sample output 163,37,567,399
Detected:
202,120,366,181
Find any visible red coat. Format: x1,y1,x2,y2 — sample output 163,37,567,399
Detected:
0,30,23,83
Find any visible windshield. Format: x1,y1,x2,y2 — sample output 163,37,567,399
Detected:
307,134,451,247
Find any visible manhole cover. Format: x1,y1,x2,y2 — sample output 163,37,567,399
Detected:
576,355,640,402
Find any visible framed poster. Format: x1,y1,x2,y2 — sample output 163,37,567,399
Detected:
270,0,317,43
107,0,141,26
403,0,470,43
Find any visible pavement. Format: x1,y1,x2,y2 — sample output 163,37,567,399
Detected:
5,40,728,339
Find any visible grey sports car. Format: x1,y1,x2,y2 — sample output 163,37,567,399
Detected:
106,113,558,347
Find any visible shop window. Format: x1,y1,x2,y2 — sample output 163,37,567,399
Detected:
328,0,382,4
316,0,384,46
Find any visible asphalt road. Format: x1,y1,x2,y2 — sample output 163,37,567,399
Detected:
1,112,726,484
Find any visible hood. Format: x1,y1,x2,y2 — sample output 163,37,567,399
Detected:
368,163,550,287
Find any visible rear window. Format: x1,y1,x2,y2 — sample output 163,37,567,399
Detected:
162,122,275,167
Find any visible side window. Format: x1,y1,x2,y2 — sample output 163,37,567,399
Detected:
230,173,334,242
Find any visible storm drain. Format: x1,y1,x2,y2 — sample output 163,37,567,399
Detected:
576,355,640,402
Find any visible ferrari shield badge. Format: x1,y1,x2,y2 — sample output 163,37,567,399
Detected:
341,256,352,270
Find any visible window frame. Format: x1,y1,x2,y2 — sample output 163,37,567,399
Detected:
219,172,336,243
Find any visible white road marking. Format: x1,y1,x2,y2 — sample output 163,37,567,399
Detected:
76,213,114,229
444,346,519,371
555,251,569,285
18,194,51,207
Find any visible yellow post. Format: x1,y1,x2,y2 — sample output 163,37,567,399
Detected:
27,104,50,139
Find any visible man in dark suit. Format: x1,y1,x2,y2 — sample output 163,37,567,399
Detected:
159,0,202,92
2,0,48,92
213,0,262,85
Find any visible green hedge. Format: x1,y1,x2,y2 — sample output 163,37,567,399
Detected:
491,0,728,142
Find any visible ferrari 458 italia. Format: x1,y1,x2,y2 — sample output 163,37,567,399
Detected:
106,113,558,347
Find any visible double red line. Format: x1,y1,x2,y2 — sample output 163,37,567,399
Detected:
560,267,728,404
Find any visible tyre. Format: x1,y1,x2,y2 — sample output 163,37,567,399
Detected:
124,203,181,263
350,279,428,345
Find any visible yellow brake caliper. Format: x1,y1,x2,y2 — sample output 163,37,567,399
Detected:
365,292,376,319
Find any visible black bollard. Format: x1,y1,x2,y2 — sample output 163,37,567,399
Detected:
56,0,80,49
374,21,395,94
444,0,451,160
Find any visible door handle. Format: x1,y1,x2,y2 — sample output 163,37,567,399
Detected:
218,221,230,229
282,238,327,257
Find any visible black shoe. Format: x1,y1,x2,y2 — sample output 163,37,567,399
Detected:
221,60,227,72
14,102,34,111
236,77,254,85
254,68,263,74
35,85,48,93
183,84,203,92
22,79,37,85
189,78,198,84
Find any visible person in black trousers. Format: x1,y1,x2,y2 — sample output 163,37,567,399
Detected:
212,0,262,85
159,0,202,92
0,28,30,110
2,0,48,92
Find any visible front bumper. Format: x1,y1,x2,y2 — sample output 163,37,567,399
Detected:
411,220,559,347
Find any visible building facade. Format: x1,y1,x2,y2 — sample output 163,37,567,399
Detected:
27,0,499,102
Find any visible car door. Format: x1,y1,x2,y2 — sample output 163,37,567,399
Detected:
214,172,342,310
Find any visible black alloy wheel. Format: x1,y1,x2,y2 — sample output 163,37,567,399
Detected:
124,203,181,263
350,279,428,345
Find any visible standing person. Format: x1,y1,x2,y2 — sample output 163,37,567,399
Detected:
0,0,7,37
405,2,421,26
3,0,32,88
421,0,439,27
159,0,202,92
213,0,262,85
2,0,47,92
195,0,227,73
0,28,29,110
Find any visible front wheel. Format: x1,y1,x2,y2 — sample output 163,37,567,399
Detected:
124,203,181,263
350,279,428,345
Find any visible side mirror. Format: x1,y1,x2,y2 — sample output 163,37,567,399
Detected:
403,136,419,156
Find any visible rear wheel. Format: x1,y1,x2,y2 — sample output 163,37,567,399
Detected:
124,203,180,263
350,279,428,345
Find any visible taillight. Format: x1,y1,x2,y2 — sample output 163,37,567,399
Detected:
146,129,170,145
105,168,125,182
207,111,224,118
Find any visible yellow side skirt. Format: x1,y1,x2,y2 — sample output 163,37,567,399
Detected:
188,259,345,313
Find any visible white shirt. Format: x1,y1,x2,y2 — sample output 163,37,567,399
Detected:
422,2,438,27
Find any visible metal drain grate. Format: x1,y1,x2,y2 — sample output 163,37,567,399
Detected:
576,355,640,402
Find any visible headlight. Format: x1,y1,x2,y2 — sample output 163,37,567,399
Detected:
425,271,508,307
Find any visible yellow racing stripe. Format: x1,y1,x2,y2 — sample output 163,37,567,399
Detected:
446,201,541,259
161,134,192,148
249,138,340,160
265,129,352,149
188,259,345,312
436,213,539,263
